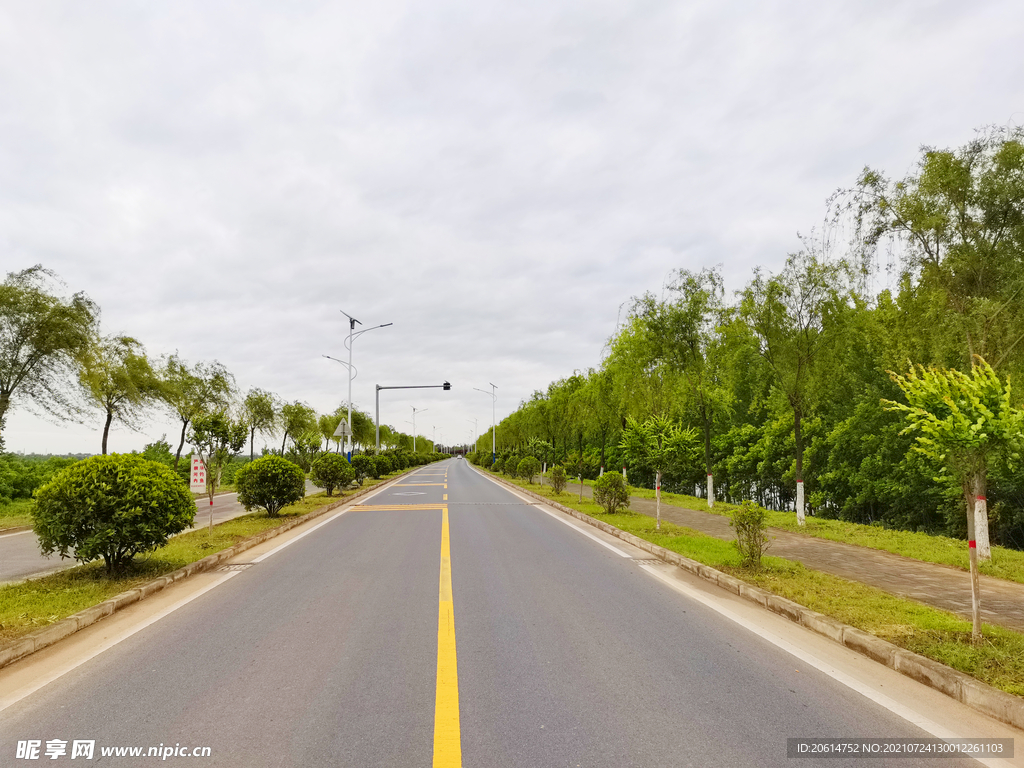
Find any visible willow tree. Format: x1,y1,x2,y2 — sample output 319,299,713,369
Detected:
79,334,158,454
641,267,732,507
159,355,234,468
851,127,1024,377
740,250,845,525
240,388,278,461
0,266,98,449
884,357,1023,642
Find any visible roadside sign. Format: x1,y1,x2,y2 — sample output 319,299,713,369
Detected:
333,419,351,437
190,455,206,493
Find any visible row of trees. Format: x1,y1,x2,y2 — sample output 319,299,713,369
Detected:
0,266,436,465
478,127,1024,555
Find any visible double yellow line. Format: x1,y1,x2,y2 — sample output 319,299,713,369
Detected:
349,501,462,766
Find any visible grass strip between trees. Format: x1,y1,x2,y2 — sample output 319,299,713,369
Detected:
501,471,1024,698
566,476,1024,585
0,473,400,647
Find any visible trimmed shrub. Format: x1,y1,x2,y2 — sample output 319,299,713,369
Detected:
518,456,541,484
373,455,393,477
235,455,306,518
351,454,373,484
492,457,504,474
594,471,629,514
310,453,355,496
550,465,567,494
33,454,195,575
731,500,771,569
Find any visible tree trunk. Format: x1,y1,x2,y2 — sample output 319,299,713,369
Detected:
974,471,991,561
281,431,288,454
0,389,11,450
703,412,713,508
101,410,113,455
964,477,983,643
794,406,805,526
250,427,256,463
174,419,189,470
656,469,662,530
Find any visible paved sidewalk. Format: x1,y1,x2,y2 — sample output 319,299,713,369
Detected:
540,476,1024,633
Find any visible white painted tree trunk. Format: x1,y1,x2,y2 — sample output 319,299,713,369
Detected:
796,480,805,526
599,466,604,476
707,473,714,508
656,470,662,530
622,465,627,483
974,474,991,561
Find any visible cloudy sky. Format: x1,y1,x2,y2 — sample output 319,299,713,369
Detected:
3,0,1023,456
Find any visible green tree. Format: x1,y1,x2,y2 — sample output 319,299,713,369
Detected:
740,249,846,525
310,453,354,496
884,356,1024,642
240,388,278,462
851,127,1024,376
33,454,194,574
79,334,158,455
159,355,234,469
278,401,318,454
188,411,247,523
642,267,733,506
235,455,306,517
620,415,698,529
0,265,98,449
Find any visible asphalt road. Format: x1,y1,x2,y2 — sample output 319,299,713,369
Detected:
0,480,322,583
0,459,1018,767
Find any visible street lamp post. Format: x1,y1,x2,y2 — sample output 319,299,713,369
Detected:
411,406,427,452
473,383,497,464
324,311,392,462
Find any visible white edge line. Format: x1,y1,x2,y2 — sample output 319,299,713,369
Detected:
477,471,631,558
638,565,1015,768
0,476,406,713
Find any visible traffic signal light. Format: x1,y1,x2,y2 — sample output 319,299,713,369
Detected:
443,381,451,390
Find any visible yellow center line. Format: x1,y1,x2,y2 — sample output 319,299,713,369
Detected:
434,505,462,767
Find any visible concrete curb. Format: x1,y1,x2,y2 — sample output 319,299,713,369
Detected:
0,469,417,672
482,470,1024,731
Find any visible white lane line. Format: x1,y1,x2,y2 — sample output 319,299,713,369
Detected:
0,478,408,713
478,474,631,558
638,564,1014,768
0,529,33,539
0,569,244,714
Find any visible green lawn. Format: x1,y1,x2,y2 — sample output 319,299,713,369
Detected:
538,471,1024,584
0,498,34,530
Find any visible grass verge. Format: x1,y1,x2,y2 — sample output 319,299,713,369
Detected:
0,499,34,531
0,472,402,647
498,471,1024,698
539,472,1024,584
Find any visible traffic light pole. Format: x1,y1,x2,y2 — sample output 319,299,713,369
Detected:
376,382,451,453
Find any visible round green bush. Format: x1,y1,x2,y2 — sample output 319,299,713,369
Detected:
594,471,630,514
310,453,355,496
350,454,373,484
373,455,393,476
517,456,541,483
33,454,195,575
235,455,306,517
